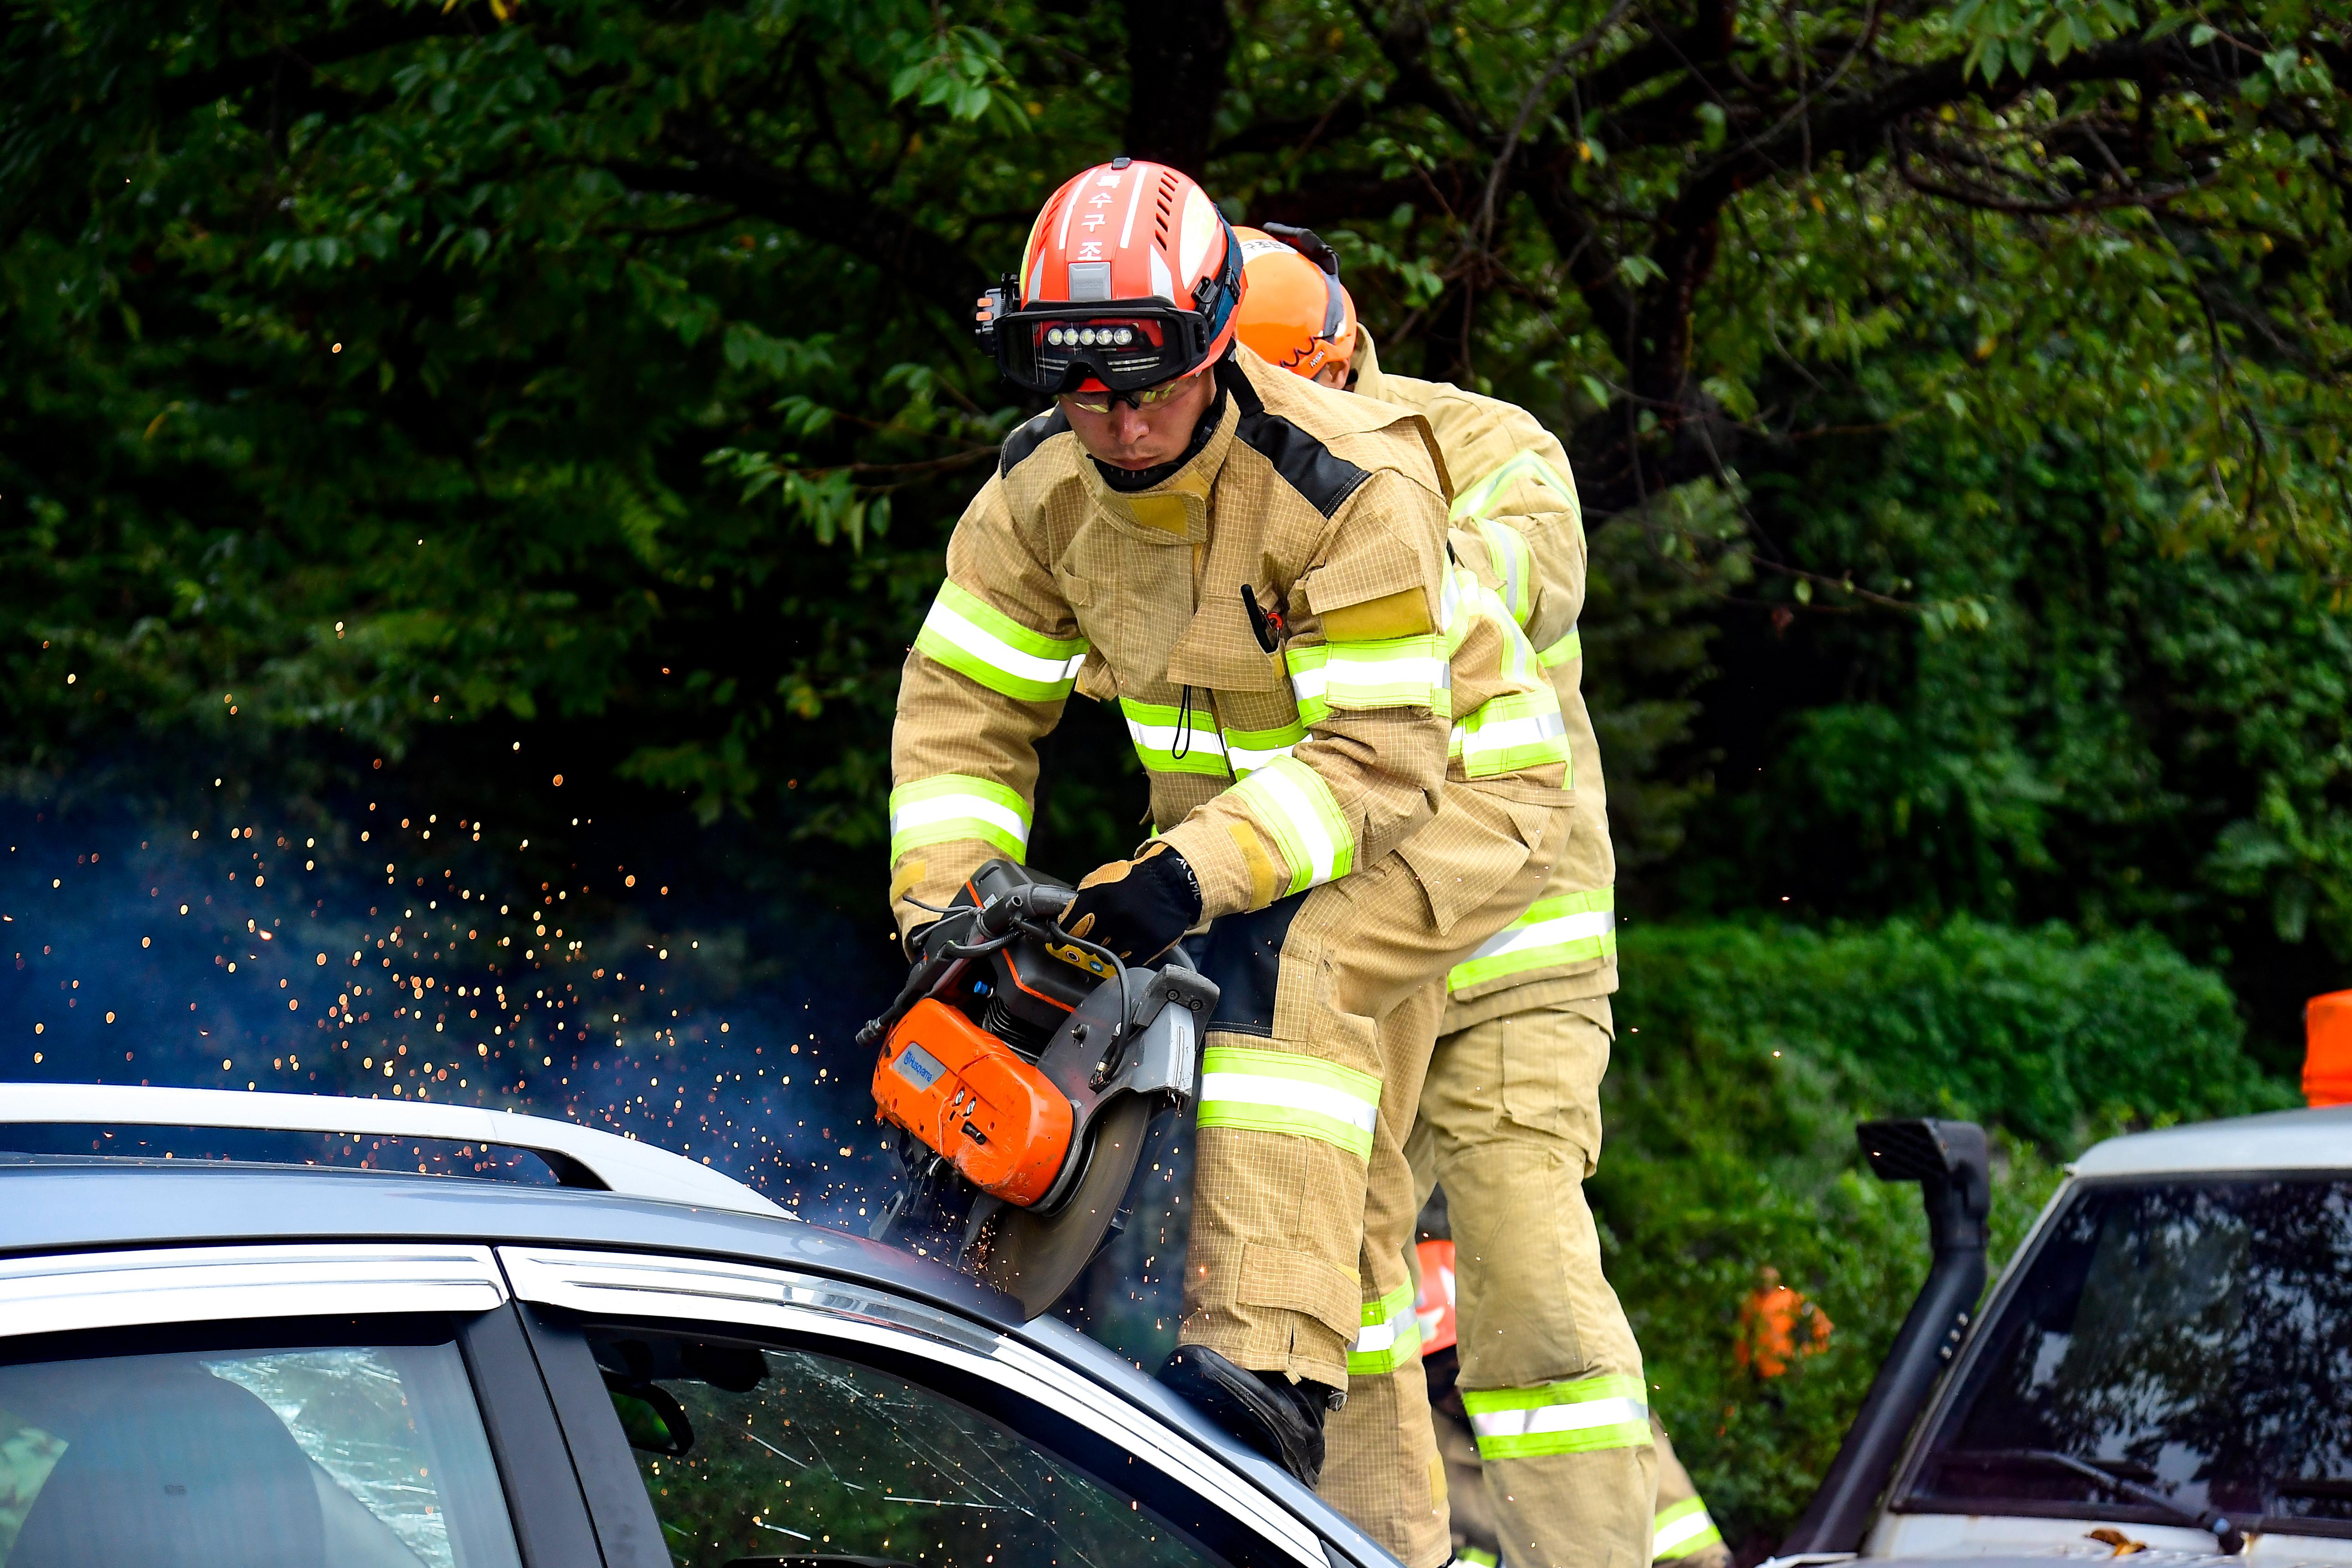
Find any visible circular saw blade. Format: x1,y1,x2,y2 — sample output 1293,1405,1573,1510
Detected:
974,1094,1153,1320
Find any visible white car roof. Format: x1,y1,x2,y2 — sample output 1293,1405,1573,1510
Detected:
0,1082,791,1219
2071,1102,2352,1177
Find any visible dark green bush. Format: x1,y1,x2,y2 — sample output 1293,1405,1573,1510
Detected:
1595,917,2296,1551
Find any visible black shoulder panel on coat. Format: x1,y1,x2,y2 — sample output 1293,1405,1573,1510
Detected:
1221,361,1374,518
999,407,1071,476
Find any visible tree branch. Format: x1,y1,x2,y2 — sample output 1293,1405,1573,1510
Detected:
159,5,488,120
610,118,984,316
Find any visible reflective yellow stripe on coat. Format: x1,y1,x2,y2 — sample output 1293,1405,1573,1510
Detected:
1228,756,1354,895
1121,697,1305,780
1195,1044,1380,1158
1449,450,1577,528
886,774,1031,863
1347,1281,1422,1376
1442,567,1571,779
915,580,1089,703
1539,625,1582,665
1447,888,1615,992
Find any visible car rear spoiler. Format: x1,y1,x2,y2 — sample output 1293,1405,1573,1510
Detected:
1778,1118,1991,1555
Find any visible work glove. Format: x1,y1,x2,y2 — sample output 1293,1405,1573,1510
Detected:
1059,840,1202,963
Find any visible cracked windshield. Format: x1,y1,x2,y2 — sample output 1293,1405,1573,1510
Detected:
593,1333,1221,1568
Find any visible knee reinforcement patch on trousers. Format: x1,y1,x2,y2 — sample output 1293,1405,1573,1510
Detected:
1199,890,1309,1036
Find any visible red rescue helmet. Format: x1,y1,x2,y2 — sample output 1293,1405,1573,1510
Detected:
1231,223,1358,382
974,158,1246,397
1415,1237,1458,1355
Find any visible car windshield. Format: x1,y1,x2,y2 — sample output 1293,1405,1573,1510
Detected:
1904,1176,2352,1536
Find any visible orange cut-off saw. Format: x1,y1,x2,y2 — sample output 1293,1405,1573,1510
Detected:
859,859,1216,1318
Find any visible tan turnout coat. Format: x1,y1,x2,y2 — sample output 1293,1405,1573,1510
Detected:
888,347,1567,931
1351,333,1620,1016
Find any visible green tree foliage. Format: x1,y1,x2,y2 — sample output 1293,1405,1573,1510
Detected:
1659,409,2352,1062
3,0,2344,885
1600,916,2297,1544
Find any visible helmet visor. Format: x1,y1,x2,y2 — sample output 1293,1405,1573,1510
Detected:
994,301,1214,395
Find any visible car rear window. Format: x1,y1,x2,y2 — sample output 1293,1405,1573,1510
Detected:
1904,1176,2352,1536
0,1337,522,1568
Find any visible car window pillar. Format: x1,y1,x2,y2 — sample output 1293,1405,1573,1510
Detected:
513,1302,673,1568
458,1304,611,1568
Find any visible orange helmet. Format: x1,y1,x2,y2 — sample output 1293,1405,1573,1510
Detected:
1414,1237,1458,1355
975,158,1246,398
1231,223,1358,381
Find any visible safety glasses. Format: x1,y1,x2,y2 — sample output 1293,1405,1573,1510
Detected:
1058,367,1209,414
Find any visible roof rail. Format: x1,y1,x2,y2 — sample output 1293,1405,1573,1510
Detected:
0,1082,791,1221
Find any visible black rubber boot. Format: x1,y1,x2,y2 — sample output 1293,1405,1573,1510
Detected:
1157,1344,1341,1486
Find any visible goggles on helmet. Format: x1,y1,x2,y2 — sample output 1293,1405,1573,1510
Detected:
1261,223,1350,341
979,290,1235,397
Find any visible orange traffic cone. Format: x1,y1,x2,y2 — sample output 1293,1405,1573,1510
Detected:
2306,990,2352,1107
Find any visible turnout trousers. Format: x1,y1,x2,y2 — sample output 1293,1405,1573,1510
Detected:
1387,997,1655,1568
1431,1406,1723,1568
1183,777,1570,1568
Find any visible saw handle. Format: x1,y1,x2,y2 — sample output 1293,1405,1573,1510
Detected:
856,884,1084,1049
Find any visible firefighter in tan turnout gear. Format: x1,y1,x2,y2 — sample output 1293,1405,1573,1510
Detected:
1235,226,1655,1568
890,159,1577,1568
